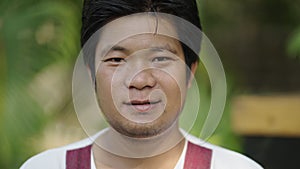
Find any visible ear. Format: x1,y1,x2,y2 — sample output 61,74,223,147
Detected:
86,64,96,84
187,62,198,88
86,65,92,79
86,65,97,89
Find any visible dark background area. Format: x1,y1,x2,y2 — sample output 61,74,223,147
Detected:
200,1,300,169
200,0,300,93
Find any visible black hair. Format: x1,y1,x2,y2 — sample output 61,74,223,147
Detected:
81,0,202,80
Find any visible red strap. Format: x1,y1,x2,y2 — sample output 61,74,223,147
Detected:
66,145,92,169
184,141,212,169
66,142,212,169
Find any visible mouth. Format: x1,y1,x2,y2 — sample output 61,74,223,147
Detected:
124,100,161,112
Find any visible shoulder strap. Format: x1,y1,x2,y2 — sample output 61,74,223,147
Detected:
66,145,92,169
65,142,212,169
184,141,212,169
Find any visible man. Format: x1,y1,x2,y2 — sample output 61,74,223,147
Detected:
21,0,263,168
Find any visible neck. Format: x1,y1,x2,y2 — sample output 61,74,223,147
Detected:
92,124,186,169
94,122,184,158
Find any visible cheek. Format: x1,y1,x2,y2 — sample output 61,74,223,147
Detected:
96,75,108,90
161,67,187,106
158,73,186,103
96,64,120,87
160,66,187,91
95,67,125,109
95,67,114,101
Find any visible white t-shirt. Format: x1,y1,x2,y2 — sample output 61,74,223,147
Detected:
20,129,263,169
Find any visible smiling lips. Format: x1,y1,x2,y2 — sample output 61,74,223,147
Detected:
125,100,161,112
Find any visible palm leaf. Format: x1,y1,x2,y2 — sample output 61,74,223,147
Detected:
0,0,82,168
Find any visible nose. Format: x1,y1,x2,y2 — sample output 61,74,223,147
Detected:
125,69,156,90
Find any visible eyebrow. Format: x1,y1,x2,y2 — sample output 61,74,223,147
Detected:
99,45,129,57
100,43,178,57
111,45,128,52
149,44,178,55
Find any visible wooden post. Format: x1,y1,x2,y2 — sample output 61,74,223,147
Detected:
231,94,300,137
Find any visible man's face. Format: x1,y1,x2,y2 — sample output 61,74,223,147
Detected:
94,15,194,138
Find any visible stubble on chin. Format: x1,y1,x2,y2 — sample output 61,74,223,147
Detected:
108,115,172,139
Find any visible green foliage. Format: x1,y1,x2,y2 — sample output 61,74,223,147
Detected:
0,0,82,168
1,0,298,168
190,65,242,151
287,28,300,60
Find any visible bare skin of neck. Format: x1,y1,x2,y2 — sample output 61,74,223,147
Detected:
92,125,185,169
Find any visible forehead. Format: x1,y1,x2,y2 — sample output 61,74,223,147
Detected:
97,34,182,57
96,13,179,51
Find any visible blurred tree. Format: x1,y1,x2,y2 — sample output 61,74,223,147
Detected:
198,0,300,153
0,0,82,168
287,28,300,60
1,0,298,168
200,0,300,93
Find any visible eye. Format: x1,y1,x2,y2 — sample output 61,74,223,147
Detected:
152,56,173,62
103,57,126,64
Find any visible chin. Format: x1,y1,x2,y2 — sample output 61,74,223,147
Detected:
110,119,170,139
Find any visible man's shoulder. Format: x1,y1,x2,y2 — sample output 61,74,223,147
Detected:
185,133,264,169
20,137,94,169
20,147,65,169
